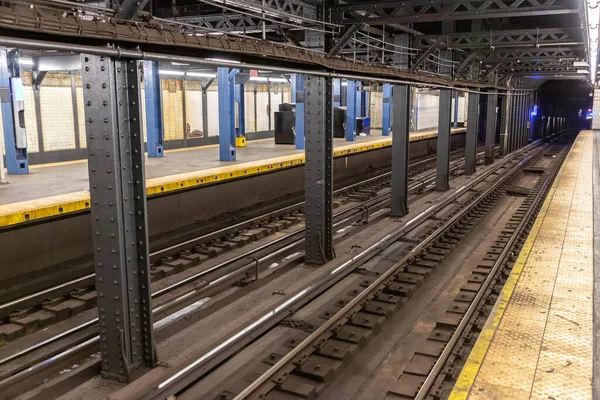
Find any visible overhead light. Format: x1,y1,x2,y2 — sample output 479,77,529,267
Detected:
18,58,33,66
249,77,288,83
574,60,590,67
207,58,241,64
171,62,189,66
577,69,590,74
186,72,216,78
159,70,185,76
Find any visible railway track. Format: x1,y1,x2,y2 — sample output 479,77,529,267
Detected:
0,148,486,397
129,134,568,400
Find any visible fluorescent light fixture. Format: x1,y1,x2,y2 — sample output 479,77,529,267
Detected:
18,58,33,66
342,81,348,86
171,62,189,66
159,70,185,76
186,72,217,78
207,58,241,64
248,77,288,83
577,69,591,74
574,60,590,67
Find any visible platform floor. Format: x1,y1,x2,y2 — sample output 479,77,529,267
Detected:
0,128,465,227
450,130,594,400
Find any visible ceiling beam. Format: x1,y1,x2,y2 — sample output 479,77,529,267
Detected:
332,0,578,25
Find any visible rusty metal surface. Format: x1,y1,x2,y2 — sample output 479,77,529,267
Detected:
0,1,502,90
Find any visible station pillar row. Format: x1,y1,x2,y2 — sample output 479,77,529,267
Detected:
304,75,334,265
80,55,156,382
142,61,164,158
0,48,29,174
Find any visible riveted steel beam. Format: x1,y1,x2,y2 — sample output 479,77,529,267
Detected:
80,54,156,382
304,75,334,265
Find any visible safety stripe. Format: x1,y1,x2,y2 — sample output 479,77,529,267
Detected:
0,129,466,228
447,152,567,400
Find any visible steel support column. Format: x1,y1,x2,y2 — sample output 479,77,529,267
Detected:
435,46,453,191
382,83,392,136
499,91,510,156
517,94,524,150
0,48,28,174
517,95,523,148
80,54,156,382
436,88,452,190
345,80,357,142
333,78,341,108
391,84,410,216
291,74,305,150
217,67,237,161
465,90,480,175
453,90,459,128
485,90,498,164
519,94,529,147
304,75,334,265
142,61,164,158
509,94,518,152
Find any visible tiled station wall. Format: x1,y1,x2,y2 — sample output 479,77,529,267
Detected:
0,72,291,163
1,75,468,164
369,87,467,131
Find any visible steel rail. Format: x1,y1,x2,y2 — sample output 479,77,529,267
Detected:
0,149,452,319
413,141,569,400
143,142,538,400
0,152,467,387
231,140,543,400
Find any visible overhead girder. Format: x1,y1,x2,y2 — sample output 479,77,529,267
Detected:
172,13,294,33
331,0,578,25
167,0,316,20
412,28,583,50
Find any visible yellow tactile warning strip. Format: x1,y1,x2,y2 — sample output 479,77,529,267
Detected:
449,130,593,400
0,129,466,228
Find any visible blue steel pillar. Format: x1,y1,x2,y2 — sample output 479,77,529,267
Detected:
333,79,341,108
143,61,164,158
0,49,28,174
345,80,357,142
218,67,237,161
291,74,305,150
382,83,392,136
355,82,362,118
234,82,246,147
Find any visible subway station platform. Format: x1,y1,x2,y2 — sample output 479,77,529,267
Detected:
449,130,595,400
0,127,466,228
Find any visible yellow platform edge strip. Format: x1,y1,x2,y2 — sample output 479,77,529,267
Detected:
447,142,569,400
0,129,467,228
